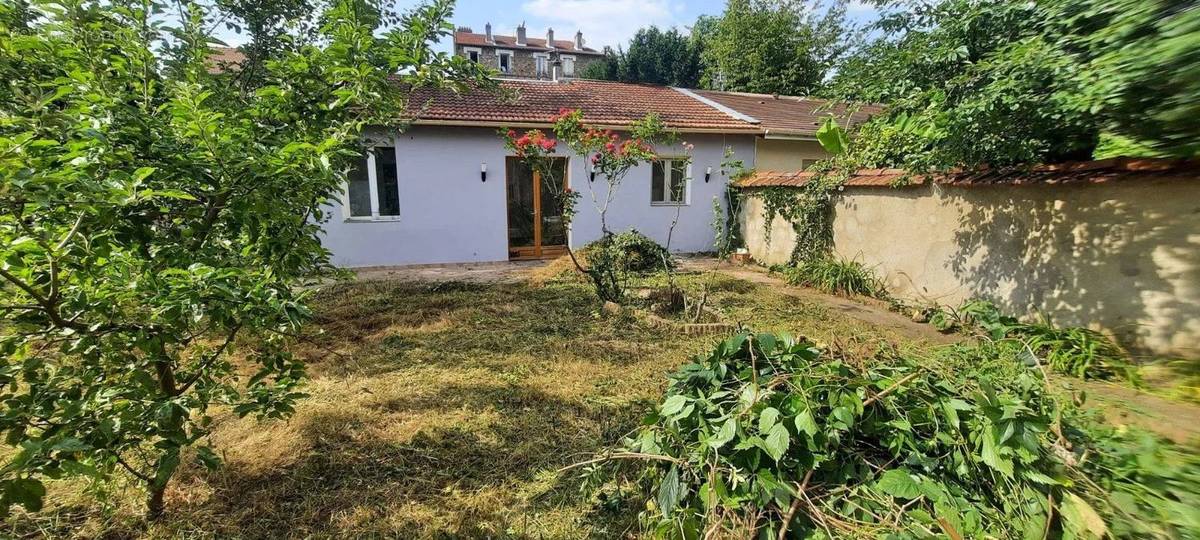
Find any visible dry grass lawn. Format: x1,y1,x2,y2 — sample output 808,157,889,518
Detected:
5,268,1191,539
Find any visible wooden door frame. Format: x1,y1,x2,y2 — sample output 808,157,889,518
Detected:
506,157,568,260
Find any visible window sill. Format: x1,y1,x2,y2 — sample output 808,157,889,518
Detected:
650,202,688,207
344,216,402,223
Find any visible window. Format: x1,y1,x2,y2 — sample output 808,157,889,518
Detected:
561,55,576,76
346,146,400,219
651,158,689,205
497,50,513,73
464,47,481,63
534,54,548,77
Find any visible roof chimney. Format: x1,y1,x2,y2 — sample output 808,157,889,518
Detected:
546,28,555,48
575,30,584,50
516,23,526,45
485,22,493,43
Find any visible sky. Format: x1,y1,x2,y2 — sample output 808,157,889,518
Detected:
215,0,881,51
448,0,880,51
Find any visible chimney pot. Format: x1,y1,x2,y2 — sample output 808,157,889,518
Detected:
575,30,584,50
546,28,555,48
516,23,527,45
485,23,492,43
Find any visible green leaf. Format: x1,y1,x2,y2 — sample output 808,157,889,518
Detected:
816,117,849,155
763,423,790,461
5,478,45,513
794,408,818,437
657,466,684,518
1061,492,1107,540
759,407,780,433
661,395,689,416
710,419,737,450
876,469,921,500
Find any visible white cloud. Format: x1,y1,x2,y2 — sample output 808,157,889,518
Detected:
520,0,679,50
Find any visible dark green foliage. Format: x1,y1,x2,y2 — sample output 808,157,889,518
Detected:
609,332,1198,538
828,0,1200,168
771,258,885,298
700,0,853,95
581,27,702,87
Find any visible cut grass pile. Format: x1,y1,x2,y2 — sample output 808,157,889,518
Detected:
3,271,1195,538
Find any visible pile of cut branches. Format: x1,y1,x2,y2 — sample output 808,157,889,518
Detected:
576,333,1198,538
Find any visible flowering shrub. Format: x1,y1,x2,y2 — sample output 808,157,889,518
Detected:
501,109,673,302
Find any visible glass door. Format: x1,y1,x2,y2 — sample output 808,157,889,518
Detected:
506,157,568,259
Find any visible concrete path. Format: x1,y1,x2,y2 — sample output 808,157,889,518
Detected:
353,260,547,284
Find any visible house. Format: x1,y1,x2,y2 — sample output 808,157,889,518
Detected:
320,79,877,268
453,24,605,80
690,90,882,172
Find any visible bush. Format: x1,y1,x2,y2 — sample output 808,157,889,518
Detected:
600,332,1196,538
581,230,674,275
772,258,885,298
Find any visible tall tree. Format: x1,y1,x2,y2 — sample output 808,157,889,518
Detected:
700,0,853,95
580,26,702,87
0,0,488,518
827,0,1199,168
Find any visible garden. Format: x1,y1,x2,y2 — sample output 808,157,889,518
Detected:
2,252,1196,538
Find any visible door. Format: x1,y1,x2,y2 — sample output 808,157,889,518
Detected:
506,157,568,259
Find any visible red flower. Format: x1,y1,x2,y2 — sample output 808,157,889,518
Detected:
506,129,517,139
540,138,557,151
605,142,616,153
591,153,601,164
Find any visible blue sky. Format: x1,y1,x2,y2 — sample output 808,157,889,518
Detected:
214,0,881,52
446,0,879,51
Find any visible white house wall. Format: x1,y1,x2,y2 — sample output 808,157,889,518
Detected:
320,126,757,267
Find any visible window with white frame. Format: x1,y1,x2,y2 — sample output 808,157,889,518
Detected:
497,50,513,73
560,55,576,76
651,158,689,205
464,47,481,63
346,146,400,219
533,53,549,77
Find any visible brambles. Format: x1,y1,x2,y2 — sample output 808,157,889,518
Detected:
592,332,1197,538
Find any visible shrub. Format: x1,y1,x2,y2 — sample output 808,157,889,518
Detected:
581,230,675,275
772,258,885,298
598,332,1195,538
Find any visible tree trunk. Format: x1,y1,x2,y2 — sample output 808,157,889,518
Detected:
146,483,166,520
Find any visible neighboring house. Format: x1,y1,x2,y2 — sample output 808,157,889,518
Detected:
321,78,878,268
691,90,882,172
453,24,604,80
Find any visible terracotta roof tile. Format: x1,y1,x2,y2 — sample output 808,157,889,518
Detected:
408,79,761,132
206,46,246,73
454,31,604,55
738,158,1200,188
693,90,882,137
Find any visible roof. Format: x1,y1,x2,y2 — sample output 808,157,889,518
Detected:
206,46,246,73
408,79,762,133
738,158,1200,188
454,30,604,56
693,90,882,138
